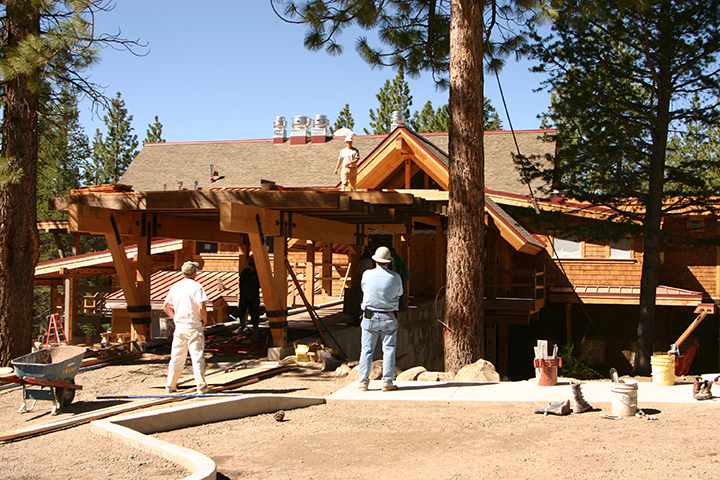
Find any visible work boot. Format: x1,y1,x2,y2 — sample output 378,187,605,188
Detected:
534,399,571,416
694,379,713,401
693,377,703,396
571,381,593,413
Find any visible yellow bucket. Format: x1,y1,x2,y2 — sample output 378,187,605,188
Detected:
295,344,309,362
650,354,675,386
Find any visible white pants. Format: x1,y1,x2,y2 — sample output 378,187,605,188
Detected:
166,328,208,393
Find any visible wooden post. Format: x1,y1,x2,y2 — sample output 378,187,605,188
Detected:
273,235,288,323
63,273,77,343
565,302,573,343
405,157,412,188
348,244,360,287
104,233,147,342
322,242,332,295
498,324,509,377
135,234,153,341
435,224,445,293
305,240,315,306
248,233,286,347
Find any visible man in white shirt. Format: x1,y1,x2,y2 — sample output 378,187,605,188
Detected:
163,261,209,394
334,134,360,191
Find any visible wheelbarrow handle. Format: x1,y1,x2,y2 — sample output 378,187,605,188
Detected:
22,377,83,390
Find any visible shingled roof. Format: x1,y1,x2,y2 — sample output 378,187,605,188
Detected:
120,128,556,195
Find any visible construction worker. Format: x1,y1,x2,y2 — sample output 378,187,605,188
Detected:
358,246,403,392
163,261,209,394
334,134,360,191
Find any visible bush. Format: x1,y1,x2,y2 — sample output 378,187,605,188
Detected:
559,340,600,380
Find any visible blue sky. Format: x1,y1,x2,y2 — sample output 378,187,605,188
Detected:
79,1,551,144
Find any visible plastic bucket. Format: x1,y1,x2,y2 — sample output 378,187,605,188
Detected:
159,317,174,338
651,355,675,386
533,357,563,386
611,379,639,417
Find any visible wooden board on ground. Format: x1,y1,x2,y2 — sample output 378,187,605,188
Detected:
152,363,293,389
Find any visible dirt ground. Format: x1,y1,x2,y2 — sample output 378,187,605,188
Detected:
2,353,720,480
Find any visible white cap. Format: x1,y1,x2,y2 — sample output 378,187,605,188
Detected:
372,246,392,263
181,261,199,276
345,134,354,142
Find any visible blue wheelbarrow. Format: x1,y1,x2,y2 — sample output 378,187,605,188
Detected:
10,346,86,415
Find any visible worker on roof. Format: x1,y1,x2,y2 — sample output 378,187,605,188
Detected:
334,134,360,191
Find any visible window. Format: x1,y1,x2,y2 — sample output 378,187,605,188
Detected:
610,238,632,259
553,236,581,259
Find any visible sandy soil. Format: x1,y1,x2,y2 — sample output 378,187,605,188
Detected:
2,354,720,480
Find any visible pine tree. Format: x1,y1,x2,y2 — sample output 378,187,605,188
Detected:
143,115,166,144
333,104,355,131
274,0,548,372
365,66,412,135
0,0,143,363
87,92,139,185
411,99,503,133
518,0,720,375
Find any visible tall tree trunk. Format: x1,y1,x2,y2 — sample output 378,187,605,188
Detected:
0,1,41,365
444,0,485,374
635,0,672,376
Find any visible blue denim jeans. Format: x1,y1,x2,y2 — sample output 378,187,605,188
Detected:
358,312,398,387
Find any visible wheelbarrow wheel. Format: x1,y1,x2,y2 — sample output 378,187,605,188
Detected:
53,380,76,413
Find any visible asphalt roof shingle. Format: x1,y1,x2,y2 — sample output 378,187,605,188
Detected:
121,129,555,196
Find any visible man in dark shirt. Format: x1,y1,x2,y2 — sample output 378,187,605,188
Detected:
238,256,261,341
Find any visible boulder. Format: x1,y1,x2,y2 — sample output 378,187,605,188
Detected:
417,371,455,382
396,366,427,381
454,359,500,383
347,360,402,381
334,361,358,377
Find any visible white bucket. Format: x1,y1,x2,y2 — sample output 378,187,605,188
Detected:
611,379,639,417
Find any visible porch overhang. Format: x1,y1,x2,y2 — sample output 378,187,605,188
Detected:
549,285,703,306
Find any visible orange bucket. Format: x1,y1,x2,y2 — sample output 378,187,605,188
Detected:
534,357,563,386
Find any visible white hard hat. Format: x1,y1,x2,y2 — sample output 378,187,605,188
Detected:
372,246,392,263
345,134,354,142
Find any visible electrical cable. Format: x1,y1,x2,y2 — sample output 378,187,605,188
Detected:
493,70,631,372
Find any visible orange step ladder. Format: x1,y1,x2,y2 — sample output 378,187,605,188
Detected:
44,314,68,348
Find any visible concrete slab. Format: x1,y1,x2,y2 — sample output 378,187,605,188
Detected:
327,377,719,405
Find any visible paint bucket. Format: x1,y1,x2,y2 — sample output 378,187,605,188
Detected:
611,379,639,417
651,354,675,386
533,357,563,386
159,317,174,338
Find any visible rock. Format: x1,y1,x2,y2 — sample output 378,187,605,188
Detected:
417,371,454,382
347,360,401,381
397,366,427,381
454,359,500,383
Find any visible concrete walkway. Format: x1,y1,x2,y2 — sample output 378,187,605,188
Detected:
327,376,720,405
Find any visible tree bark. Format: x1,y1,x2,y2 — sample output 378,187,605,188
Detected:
0,1,41,365
444,0,485,374
634,0,673,376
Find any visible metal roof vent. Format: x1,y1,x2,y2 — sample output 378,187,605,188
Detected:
311,114,332,144
391,110,404,130
314,114,328,127
273,116,287,144
290,115,311,145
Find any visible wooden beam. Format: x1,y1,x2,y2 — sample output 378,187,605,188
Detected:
69,204,245,243
220,202,358,244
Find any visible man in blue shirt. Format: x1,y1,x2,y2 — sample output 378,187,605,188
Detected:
358,246,404,391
